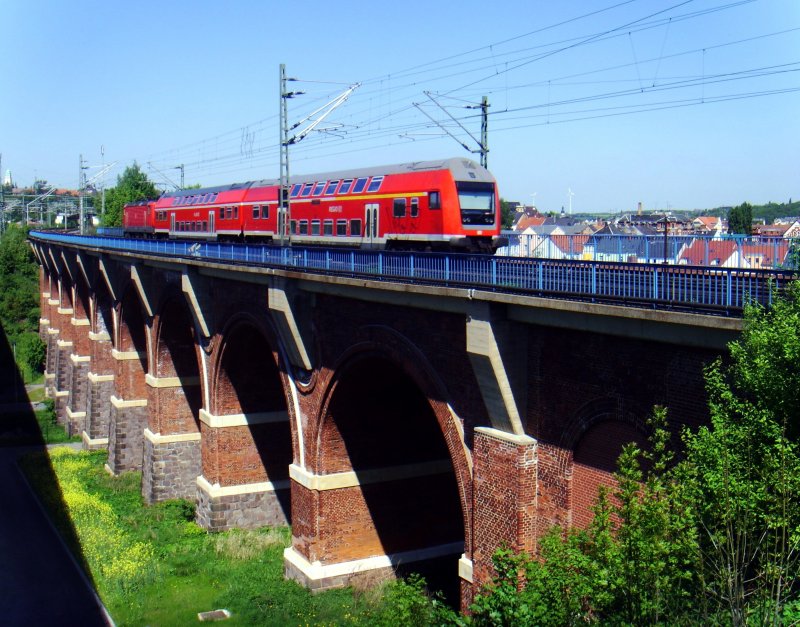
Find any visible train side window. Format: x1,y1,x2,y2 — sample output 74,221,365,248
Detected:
311,219,321,235
262,205,269,219
290,220,297,234
366,176,384,192
290,184,302,198
299,220,309,235
350,219,362,236
312,182,326,196
253,206,261,219
336,219,347,236
352,177,368,193
339,179,353,194
411,197,419,217
233,206,239,219
202,221,208,231
324,180,339,195
218,208,224,220
300,183,313,196
393,198,407,218
323,220,333,236
429,191,441,209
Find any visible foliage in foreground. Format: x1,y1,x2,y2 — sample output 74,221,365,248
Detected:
21,447,458,626
469,284,800,626
0,224,45,380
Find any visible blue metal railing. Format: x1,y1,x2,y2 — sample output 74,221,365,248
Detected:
499,232,800,270
30,231,797,315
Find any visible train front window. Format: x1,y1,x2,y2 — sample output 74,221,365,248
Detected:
457,182,496,226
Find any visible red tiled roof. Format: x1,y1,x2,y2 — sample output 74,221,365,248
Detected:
514,214,547,231
679,239,739,266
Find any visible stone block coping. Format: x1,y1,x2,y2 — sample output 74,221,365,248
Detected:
70,354,91,364
39,318,50,326
289,458,452,492
145,373,200,388
198,408,289,429
57,339,74,349
47,299,60,306
71,317,91,327
44,372,56,380
54,390,70,398
144,428,201,445
111,349,146,361
109,395,147,409
57,307,75,316
66,407,87,420
47,328,60,335
82,431,109,447
474,425,537,446
89,331,111,342
196,474,290,498
284,540,464,583
88,372,115,383
459,555,474,583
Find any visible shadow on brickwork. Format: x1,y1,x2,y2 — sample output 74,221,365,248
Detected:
326,354,464,608
226,323,293,523
0,320,108,625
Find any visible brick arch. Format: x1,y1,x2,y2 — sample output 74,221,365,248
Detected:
311,325,471,599
211,313,288,417
566,399,649,529
116,284,148,363
91,275,114,343
154,295,199,379
203,313,293,527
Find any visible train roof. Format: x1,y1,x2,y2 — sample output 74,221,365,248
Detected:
160,157,493,199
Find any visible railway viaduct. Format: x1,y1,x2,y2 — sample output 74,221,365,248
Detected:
31,237,741,609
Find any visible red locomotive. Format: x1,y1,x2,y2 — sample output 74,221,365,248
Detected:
123,157,505,253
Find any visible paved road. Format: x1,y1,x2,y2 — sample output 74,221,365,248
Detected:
0,445,111,626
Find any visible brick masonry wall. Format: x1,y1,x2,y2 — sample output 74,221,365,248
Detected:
524,325,719,533
472,429,537,589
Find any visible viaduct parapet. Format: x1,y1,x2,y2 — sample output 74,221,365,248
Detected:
31,238,740,609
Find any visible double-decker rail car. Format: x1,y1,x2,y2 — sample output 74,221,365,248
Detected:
124,157,506,253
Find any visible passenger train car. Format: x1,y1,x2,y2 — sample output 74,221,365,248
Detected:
122,157,506,253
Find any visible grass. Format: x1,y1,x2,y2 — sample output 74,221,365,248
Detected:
0,398,78,446
18,447,445,626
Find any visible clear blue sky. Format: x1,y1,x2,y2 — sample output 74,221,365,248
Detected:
1,0,798,213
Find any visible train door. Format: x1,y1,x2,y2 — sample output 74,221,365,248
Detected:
364,203,379,248
208,210,215,235
170,213,176,238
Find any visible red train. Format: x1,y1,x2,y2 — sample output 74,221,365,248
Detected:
123,157,506,253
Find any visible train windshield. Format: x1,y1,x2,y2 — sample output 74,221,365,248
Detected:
457,182,496,226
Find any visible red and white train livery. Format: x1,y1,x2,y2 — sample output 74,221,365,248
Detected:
123,157,505,253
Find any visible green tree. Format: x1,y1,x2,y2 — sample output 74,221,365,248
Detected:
500,199,515,229
728,202,753,235
0,224,40,339
469,283,800,625
101,163,160,227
